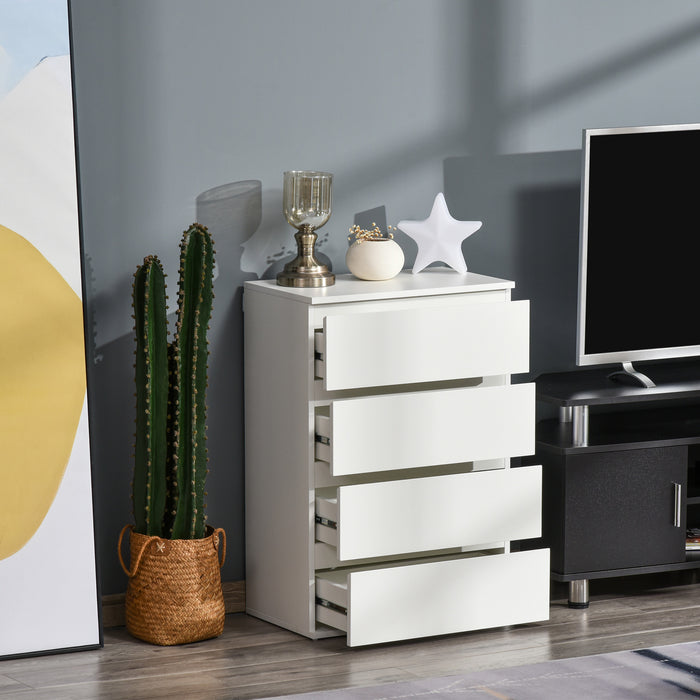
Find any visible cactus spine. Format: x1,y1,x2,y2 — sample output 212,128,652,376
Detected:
132,224,214,539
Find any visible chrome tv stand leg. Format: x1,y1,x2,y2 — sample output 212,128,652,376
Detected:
568,579,589,609
608,361,656,388
560,405,589,447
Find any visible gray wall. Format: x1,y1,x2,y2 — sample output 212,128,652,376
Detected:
69,0,700,594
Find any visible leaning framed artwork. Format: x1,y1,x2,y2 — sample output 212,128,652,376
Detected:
0,0,100,657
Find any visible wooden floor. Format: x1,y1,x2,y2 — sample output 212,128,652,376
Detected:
1,573,700,700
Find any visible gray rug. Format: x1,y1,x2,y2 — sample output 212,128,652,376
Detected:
267,641,700,699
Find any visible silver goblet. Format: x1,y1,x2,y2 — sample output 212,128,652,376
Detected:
276,170,335,287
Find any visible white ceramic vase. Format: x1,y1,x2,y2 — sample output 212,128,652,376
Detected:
345,239,405,281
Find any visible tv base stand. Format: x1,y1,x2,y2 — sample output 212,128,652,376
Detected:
608,361,656,388
534,360,700,607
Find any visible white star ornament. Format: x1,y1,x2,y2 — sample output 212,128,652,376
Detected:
397,193,482,274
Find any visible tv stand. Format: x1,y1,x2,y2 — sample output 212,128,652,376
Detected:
534,360,700,608
607,361,656,388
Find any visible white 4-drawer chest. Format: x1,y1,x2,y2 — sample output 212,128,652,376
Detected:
243,269,549,646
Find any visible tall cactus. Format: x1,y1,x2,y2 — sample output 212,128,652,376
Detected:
132,256,169,536
132,224,214,539
170,226,214,539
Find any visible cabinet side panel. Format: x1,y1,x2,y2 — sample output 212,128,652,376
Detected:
539,452,567,574
244,289,313,636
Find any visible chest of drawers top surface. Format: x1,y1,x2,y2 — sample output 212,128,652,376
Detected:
243,269,514,305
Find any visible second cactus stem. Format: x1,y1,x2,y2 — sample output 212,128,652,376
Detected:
170,225,214,539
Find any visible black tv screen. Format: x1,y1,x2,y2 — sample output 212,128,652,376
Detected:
577,124,700,366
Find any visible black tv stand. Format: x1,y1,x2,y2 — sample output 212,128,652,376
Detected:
607,360,656,388
534,359,700,608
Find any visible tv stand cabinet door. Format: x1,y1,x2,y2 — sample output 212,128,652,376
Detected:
559,446,687,574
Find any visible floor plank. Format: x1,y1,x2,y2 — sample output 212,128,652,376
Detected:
0,576,698,699
0,674,29,695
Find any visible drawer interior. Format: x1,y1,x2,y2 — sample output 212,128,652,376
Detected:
315,413,330,463
315,494,338,548
314,329,325,380
315,570,348,633
316,551,492,612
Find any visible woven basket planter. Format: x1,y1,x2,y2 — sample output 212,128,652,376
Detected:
118,524,226,646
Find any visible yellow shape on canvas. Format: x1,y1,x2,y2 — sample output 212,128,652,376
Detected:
0,224,86,560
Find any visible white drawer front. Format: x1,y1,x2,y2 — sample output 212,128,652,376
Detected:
319,299,529,390
316,466,542,560
316,383,535,476
316,549,550,646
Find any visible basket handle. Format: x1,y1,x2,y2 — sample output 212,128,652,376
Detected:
118,525,226,575
118,524,161,579
212,527,226,569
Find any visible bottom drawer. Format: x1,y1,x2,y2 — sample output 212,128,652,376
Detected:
316,549,549,647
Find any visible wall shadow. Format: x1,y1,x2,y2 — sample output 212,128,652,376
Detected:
87,181,264,593
195,180,262,583
444,150,582,380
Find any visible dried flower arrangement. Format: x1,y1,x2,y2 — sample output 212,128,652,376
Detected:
348,223,398,244
345,221,405,280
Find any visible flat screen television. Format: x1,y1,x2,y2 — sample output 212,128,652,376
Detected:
576,122,700,387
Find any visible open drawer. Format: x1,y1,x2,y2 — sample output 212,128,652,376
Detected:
315,465,542,560
315,383,535,476
315,299,529,390
316,549,550,646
